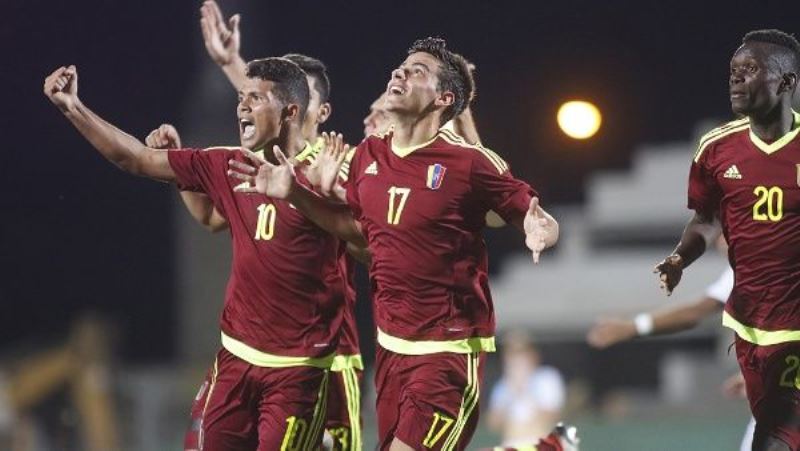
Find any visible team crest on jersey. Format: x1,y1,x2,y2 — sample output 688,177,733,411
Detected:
426,164,447,190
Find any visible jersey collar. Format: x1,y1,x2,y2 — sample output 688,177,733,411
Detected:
749,110,800,155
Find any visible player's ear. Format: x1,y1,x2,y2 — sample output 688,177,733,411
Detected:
780,72,798,93
281,103,301,124
317,102,332,125
435,91,455,108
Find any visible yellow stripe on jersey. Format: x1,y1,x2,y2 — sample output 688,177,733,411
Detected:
338,147,357,182
693,122,750,163
723,311,800,346
440,129,509,173
295,137,325,163
441,353,480,451
221,332,335,368
330,354,364,371
377,328,495,355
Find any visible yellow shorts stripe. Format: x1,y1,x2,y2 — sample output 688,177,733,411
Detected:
343,367,362,450
441,353,480,451
302,370,330,450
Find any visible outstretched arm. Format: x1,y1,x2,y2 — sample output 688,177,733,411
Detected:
228,137,366,247
44,66,175,182
587,297,723,349
145,124,229,232
654,210,720,296
200,0,247,91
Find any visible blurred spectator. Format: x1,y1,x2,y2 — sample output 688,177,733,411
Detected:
487,330,566,447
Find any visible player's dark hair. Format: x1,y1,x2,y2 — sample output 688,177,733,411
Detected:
407,37,475,123
283,53,331,103
742,29,800,72
246,57,310,118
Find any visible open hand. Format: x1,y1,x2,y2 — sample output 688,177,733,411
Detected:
229,147,296,199
524,197,551,263
200,0,241,66
307,131,349,198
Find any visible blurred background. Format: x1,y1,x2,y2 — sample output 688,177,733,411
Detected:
4,0,799,449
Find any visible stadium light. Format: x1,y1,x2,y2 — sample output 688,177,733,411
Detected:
557,100,602,139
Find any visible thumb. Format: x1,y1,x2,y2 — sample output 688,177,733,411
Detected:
229,14,240,33
66,65,78,93
528,196,539,216
273,145,289,165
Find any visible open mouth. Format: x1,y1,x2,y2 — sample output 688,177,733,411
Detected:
240,118,255,139
388,85,406,96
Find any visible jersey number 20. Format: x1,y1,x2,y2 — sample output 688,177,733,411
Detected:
752,186,783,222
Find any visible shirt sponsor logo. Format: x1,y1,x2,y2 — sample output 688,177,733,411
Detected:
426,163,447,190
365,161,378,175
723,164,742,179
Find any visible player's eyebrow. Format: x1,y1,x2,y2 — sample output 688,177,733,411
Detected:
411,62,430,72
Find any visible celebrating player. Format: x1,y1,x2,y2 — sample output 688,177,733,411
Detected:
229,37,559,450
655,29,800,451
44,58,346,450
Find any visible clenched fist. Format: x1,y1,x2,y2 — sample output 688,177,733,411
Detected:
44,65,79,113
145,124,182,149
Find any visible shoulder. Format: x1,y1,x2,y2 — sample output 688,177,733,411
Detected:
438,129,509,174
693,117,750,163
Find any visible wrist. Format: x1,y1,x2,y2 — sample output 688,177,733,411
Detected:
667,253,685,269
633,313,654,336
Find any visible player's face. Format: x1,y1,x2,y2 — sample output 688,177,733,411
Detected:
237,78,284,150
363,94,391,137
729,43,785,117
300,76,330,142
385,52,450,118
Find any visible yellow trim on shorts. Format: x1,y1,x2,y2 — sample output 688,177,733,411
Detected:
377,328,495,355
442,352,480,451
723,311,800,346
199,357,219,450
342,367,362,450
330,354,364,371
304,370,330,450
221,332,335,368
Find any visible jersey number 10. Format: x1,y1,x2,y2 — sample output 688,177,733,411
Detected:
255,203,277,240
752,186,783,222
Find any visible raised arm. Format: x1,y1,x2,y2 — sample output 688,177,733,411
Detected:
145,124,229,232
200,0,247,91
44,66,175,182
654,210,721,295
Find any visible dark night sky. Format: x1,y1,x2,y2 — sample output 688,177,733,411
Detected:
2,0,797,361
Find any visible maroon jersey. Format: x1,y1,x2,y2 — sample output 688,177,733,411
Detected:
344,129,535,351
689,113,800,343
168,147,344,361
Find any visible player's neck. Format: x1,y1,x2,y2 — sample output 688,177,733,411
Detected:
391,114,442,148
749,104,795,143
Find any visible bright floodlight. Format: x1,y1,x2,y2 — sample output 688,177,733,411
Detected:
557,100,602,139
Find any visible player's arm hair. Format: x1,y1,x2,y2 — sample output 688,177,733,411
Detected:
219,54,248,91
179,191,229,233
287,185,367,247
649,297,724,335
346,241,371,265
671,210,721,269
452,106,481,145
62,100,176,182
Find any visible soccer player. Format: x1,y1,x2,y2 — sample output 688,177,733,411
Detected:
655,29,800,451
229,37,559,450
44,58,345,450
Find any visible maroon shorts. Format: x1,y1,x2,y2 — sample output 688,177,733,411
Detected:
735,336,800,448
374,346,485,451
183,348,329,451
324,367,363,450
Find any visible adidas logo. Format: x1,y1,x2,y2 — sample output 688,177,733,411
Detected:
723,165,742,179
365,161,378,175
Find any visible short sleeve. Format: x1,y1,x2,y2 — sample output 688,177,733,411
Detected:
531,367,565,411
687,148,721,214
704,266,734,303
343,142,367,218
168,147,234,206
471,146,536,223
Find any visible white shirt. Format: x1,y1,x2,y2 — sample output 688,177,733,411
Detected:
705,266,734,304
489,366,565,422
